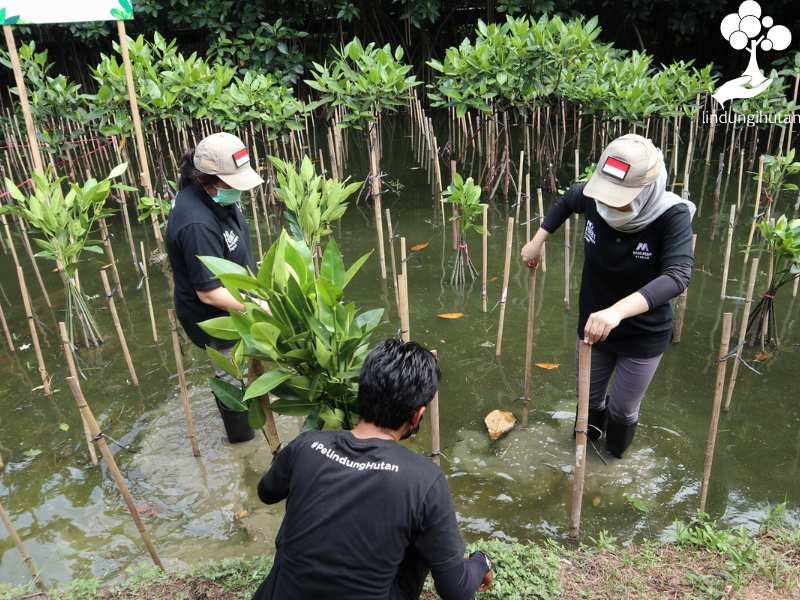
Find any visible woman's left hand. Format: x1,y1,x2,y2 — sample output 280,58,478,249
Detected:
584,307,623,344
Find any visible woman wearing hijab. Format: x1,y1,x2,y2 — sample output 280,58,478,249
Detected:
166,132,263,443
521,134,695,458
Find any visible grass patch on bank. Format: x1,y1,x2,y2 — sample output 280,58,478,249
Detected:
3,509,799,600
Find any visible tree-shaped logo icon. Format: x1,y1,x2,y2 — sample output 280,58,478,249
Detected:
712,1,792,106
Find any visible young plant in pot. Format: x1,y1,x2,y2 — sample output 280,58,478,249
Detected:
198,231,383,439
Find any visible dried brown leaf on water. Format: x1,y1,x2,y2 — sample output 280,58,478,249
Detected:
234,510,249,521
484,409,516,441
411,242,429,252
437,313,464,319
754,352,770,362
535,363,560,370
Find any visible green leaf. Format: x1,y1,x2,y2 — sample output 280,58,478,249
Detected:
248,398,266,429
251,321,281,359
343,250,373,288
209,377,247,412
107,163,128,180
198,316,240,341
198,255,249,277
271,397,319,416
206,346,242,380
243,369,293,401
321,237,346,289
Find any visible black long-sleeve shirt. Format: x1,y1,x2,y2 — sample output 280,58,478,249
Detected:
542,184,694,357
253,430,488,600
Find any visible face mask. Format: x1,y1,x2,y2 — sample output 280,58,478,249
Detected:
400,413,424,441
212,187,241,206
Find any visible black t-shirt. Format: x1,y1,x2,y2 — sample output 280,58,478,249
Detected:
542,184,694,357
253,430,487,600
165,182,254,349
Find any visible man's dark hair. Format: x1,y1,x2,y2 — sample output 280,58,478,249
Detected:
178,148,221,190
357,339,440,430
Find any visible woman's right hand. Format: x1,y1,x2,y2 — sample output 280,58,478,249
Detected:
520,238,544,269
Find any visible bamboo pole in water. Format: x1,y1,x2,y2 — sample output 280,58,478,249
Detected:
398,238,410,342
574,148,579,182
385,208,400,311
514,151,524,224
720,205,736,300
724,258,759,411
167,308,200,456
736,152,744,212
525,174,531,242
139,242,158,342
99,270,138,386
17,266,50,395
521,266,537,429
0,300,13,352
743,156,764,268
672,234,698,343
0,497,46,593
99,218,124,299
569,340,592,539
699,312,733,513
430,349,441,464
481,204,488,313
368,125,387,280
537,188,547,273
495,218,515,357
58,322,99,466
250,359,282,455
449,160,459,249
65,376,164,569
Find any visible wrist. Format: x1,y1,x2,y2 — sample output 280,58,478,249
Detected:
470,550,492,573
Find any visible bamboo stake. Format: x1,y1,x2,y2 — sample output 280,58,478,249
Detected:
743,156,764,267
514,151,524,223
0,299,13,352
398,238,410,342
521,266,537,428
2,26,43,171
0,498,46,592
100,270,138,385
430,349,441,463
736,152,744,212
58,322,99,466
250,359,282,454
167,310,200,457
699,312,733,513
17,266,50,395
385,208,400,311
724,258,759,411
525,174,531,241
569,341,592,539
139,242,158,342
720,205,736,300
65,376,164,568
481,204,488,313
672,234,698,343
495,218,515,357
99,218,124,299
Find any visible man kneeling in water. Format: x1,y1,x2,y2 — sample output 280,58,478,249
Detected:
252,339,494,600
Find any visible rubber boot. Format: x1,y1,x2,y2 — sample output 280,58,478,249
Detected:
605,415,637,458
573,407,606,441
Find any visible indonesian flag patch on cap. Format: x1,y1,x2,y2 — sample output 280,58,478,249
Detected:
232,148,249,168
601,156,630,181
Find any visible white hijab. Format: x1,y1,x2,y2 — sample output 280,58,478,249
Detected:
595,163,696,232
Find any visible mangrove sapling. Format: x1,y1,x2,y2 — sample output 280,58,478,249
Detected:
442,173,485,287
759,150,800,221
197,232,381,431
745,216,800,348
1,163,129,346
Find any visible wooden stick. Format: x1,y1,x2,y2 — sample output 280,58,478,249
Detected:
450,160,459,250
699,312,733,513
569,341,592,539
398,238,410,342
58,322,99,466
385,208,400,311
99,218,124,299
16,266,50,395
139,242,158,342
65,376,164,568
564,217,571,310
2,26,43,171
369,125,387,279
495,218,514,357
0,497,46,592
168,309,200,456
430,349,441,463
250,359,282,455
720,204,736,300
672,234,698,343
743,156,764,267
100,270,139,386
525,174,531,241
0,299,14,352
521,267,537,428
481,204,488,313
514,151,524,224
537,188,547,272
724,258,759,410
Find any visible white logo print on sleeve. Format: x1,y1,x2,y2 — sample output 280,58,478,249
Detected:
633,242,653,260
223,230,239,252
584,220,596,244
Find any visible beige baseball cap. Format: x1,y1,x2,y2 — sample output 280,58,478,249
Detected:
193,132,264,191
584,134,662,208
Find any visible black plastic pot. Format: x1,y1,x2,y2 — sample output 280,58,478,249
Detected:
214,396,255,443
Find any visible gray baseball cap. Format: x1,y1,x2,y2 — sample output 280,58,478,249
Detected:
584,134,662,208
193,132,264,191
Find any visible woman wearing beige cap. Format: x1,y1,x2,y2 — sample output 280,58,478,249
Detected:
166,132,263,443
521,134,695,458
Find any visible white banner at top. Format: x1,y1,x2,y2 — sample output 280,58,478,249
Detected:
1,0,133,25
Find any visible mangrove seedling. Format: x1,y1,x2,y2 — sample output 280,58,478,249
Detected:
198,231,381,432
2,163,129,346
757,150,800,208
746,215,800,348
137,195,171,227
442,173,485,287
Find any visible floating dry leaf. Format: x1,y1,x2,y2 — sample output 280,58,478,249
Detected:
484,409,516,441
411,242,429,252
592,496,602,507
535,363,560,370
437,313,464,319
754,352,770,362
234,510,249,521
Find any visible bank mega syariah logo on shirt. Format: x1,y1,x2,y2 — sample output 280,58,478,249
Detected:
633,242,653,260
584,220,596,245
712,1,792,107
223,230,239,252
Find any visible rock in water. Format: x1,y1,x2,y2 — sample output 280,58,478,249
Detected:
484,410,516,441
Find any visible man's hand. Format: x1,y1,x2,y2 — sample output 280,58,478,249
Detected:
584,307,622,344
478,569,494,592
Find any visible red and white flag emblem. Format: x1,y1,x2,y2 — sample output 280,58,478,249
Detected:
601,156,630,181
232,148,249,168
